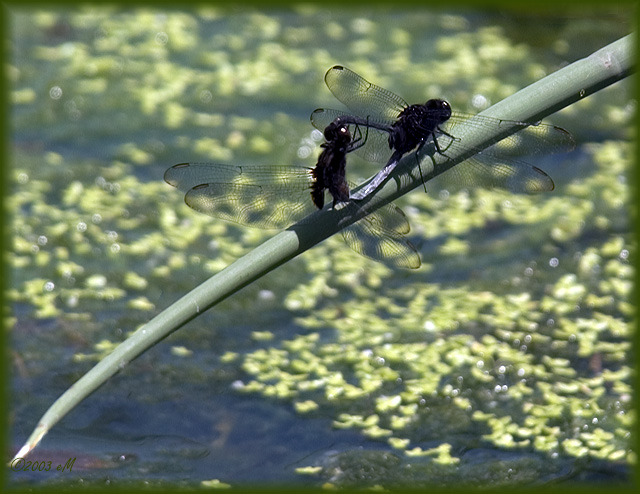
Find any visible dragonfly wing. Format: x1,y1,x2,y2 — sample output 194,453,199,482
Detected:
483,123,575,158
446,113,576,157
166,163,420,267
165,162,257,191
341,203,421,269
165,163,316,229
311,108,392,164
429,114,574,193
432,154,555,193
324,65,407,122
311,108,361,131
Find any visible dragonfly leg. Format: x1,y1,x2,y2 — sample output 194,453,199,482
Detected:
349,118,370,152
415,144,443,194
433,127,459,155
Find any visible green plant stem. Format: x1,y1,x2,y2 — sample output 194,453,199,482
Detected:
12,33,634,461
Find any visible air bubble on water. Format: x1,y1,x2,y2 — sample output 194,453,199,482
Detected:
155,31,168,45
310,128,323,142
49,86,62,100
297,145,312,159
258,290,275,301
423,320,436,331
471,93,489,110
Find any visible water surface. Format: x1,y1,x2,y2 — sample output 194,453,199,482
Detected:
7,6,634,489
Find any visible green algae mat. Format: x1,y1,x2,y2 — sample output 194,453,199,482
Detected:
7,6,634,489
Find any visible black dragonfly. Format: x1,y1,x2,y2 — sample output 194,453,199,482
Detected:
311,65,575,200
164,119,421,269
310,119,361,209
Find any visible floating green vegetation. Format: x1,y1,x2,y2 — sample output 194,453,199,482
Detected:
9,6,633,488
230,140,634,480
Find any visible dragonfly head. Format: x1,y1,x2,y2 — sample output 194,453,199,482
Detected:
424,99,452,124
324,120,351,144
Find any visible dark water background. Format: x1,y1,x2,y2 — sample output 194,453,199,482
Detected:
7,5,634,489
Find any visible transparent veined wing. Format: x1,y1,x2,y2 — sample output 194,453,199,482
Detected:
324,65,407,122
165,163,315,229
164,162,421,268
342,204,420,269
430,115,575,193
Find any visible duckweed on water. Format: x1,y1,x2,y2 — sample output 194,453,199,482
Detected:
9,7,633,488
236,140,634,475
237,245,633,470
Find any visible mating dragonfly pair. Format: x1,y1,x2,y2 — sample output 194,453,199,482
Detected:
165,66,574,269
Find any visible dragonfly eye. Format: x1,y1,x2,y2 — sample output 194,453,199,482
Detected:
323,123,338,140
425,99,452,122
325,121,351,142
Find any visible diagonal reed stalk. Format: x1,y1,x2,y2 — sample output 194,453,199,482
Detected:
12,34,634,461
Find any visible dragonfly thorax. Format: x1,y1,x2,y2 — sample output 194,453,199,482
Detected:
388,100,452,154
